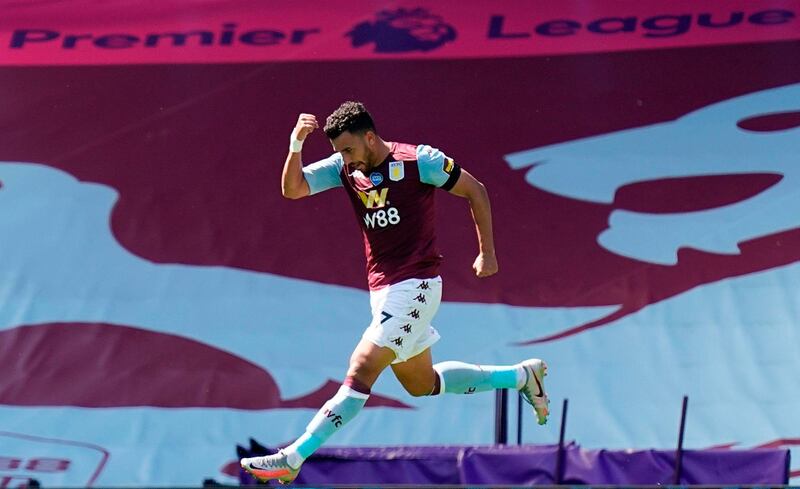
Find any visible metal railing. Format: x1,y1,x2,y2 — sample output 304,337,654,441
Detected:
494,391,692,484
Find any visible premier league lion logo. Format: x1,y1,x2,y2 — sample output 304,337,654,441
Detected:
348,8,457,53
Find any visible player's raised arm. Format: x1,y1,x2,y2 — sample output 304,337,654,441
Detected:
281,113,318,199
448,169,499,278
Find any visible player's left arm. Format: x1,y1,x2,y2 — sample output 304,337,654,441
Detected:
448,170,498,278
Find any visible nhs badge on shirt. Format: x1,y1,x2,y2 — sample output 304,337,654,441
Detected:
370,172,384,186
389,161,404,181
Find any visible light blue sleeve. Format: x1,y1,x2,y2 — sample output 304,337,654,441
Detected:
303,153,344,195
416,144,460,188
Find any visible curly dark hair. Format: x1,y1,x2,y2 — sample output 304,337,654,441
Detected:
324,101,377,139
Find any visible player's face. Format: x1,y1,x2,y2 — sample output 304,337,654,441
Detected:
331,130,378,173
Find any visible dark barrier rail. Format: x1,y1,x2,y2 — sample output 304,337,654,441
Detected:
494,394,715,486
674,395,690,485
555,398,569,485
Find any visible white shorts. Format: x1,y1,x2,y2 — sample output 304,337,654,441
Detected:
362,276,442,364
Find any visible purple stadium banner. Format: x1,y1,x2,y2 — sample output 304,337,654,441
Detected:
238,444,790,486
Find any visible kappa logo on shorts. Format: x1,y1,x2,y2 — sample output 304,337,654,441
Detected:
401,324,412,333
392,337,404,347
416,281,430,290
413,293,426,303
409,309,420,319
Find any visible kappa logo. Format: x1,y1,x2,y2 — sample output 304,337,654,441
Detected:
347,8,457,53
357,188,389,209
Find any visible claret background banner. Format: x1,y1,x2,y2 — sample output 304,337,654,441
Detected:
0,0,799,486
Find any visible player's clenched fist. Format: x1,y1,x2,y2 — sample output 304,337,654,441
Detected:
473,252,498,278
292,113,319,141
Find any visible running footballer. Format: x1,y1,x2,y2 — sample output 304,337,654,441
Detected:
241,101,550,484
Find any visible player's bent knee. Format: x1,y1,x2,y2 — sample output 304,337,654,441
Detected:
346,356,391,389
402,381,436,397
343,375,373,395
345,364,380,389
407,387,432,397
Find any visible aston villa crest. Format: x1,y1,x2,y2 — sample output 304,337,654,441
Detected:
389,161,404,181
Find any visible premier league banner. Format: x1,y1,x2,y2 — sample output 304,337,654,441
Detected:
0,0,799,63
0,0,799,486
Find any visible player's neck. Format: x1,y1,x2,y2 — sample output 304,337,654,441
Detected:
370,139,392,168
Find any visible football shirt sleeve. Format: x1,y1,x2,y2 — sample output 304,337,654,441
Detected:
303,153,344,195
416,144,462,190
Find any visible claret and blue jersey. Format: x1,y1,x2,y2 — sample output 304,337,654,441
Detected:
302,142,462,290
